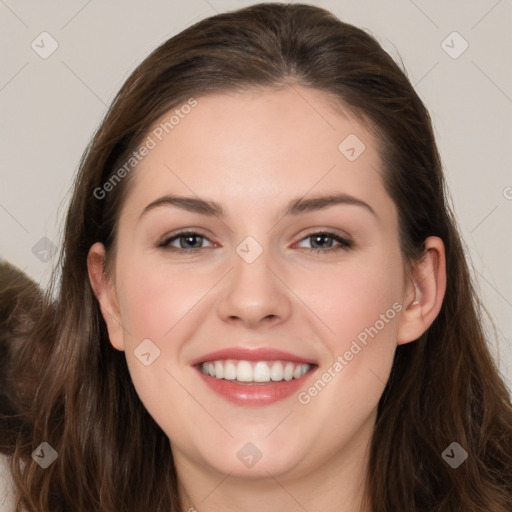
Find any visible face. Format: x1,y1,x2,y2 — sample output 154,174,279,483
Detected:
92,86,417,482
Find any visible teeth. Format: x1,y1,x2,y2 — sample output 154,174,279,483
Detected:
224,361,237,380
254,361,270,382
214,361,224,379
270,361,283,381
284,362,294,381
200,360,311,383
237,361,253,382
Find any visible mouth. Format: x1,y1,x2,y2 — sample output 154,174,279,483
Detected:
191,348,318,406
197,359,314,384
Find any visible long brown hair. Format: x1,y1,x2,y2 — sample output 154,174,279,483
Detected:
0,262,47,455
5,3,512,510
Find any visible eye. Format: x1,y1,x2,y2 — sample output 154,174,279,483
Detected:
158,230,353,254
158,231,215,253
295,231,353,254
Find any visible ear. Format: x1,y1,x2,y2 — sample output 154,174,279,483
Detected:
87,242,125,351
397,236,447,345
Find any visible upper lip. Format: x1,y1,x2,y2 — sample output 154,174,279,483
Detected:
190,347,317,366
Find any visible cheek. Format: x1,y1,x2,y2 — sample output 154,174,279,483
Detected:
294,249,403,408
113,256,214,410
292,257,402,444
116,257,206,343
113,257,207,432
300,248,404,350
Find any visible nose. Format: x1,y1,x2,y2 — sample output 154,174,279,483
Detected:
216,245,292,329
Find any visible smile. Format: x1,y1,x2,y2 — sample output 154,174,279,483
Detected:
199,359,312,383
194,360,317,406
191,346,318,406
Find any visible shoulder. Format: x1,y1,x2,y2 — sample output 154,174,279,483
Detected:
0,453,16,512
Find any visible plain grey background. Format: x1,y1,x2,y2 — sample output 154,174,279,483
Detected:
0,0,511,388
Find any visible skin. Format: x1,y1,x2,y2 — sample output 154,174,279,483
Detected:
88,85,446,512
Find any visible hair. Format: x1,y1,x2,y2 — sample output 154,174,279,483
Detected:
4,3,511,511
0,262,48,456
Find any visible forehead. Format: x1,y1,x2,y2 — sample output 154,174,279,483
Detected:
120,86,396,226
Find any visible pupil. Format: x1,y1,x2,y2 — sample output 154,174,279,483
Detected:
313,234,330,248
184,235,200,248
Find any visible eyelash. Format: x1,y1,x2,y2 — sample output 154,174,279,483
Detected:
158,230,353,255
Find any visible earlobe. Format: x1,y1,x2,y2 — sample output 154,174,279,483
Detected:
87,242,126,351
397,236,447,345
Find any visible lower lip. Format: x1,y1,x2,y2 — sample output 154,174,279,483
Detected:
194,366,317,406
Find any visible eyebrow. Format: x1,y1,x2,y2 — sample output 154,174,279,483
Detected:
139,192,377,220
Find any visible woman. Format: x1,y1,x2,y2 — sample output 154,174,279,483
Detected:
2,3,511,511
